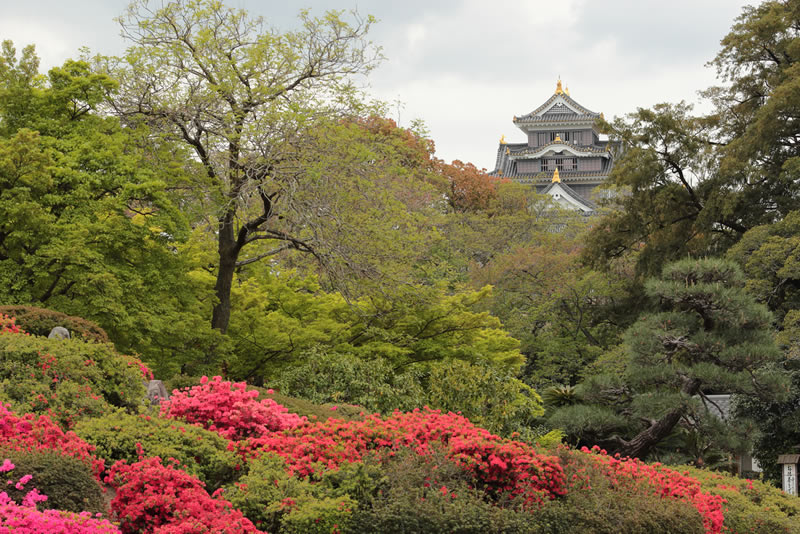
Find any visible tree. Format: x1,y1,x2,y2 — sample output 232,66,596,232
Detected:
586,0,800,277
471,230,629,388
438,160,506,214
225,269,524,383
727,210,800,324
108,0,384,332
550,258,787,459
0,41,219,364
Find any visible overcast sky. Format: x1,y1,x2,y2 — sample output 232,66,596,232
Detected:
1,0,753,170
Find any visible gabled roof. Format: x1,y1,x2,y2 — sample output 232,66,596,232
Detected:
540,180,598,212
513,84,601,126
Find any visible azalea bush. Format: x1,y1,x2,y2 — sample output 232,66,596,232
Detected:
0,403,104,478
160,376,305,440
241,407,567,506
76,412,240,489
0,306,109,343
0,457,119,533
556,446,722,534
105,456,263,534
0,321,150,428
681,466,800,534
1,449,106,514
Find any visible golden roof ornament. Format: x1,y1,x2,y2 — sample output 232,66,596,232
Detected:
505,146,510,155
555,78,563,95
552,167,561,183
555,134,562,142
565,84,570,96
500,134,506,144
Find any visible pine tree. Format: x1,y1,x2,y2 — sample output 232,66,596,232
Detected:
551,258,788,459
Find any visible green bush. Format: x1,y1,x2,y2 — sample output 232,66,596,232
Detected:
0,333,147,428
0,449,106,514
681,466,800,534
75,412,239,489
0,305,109,343
425,359,544,439
274,351,424,414
345,447,539,534
529,449,706,534
225,452,362,534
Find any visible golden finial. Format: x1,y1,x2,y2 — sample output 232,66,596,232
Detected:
505,147,510,155
500,134,506,144
552,167,560,183
565,84,570,96
555,77,563,95
555,134,562,143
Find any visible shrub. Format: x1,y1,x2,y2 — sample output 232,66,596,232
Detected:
106,456,263,534
0,498,121,533
0,449,106,514
346,448,540,534
0,305,109,343
225,452,374,534
530,447,706,534
243,407,566,505
425,359,544,439
76,412,239,489
274,351,424,414
555,446,722,534
160,376,304,440
0,329,149,428
0,402,103,478
681,466,800,534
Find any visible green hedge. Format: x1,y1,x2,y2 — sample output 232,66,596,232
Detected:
0,305,109,343
76,412,239,489
0,449,106,514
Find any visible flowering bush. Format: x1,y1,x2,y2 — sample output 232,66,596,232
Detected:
105,456,263,534
0,457,120,533
243,407,566,505
0,329,149,428
560,446,724,534
681,466,800,534
0,314,24,334
76,412,239,489
2,449,106,514
160,376,305,440
0,403,104,478
0,306,109,343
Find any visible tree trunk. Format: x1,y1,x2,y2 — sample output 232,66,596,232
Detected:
616,406,686,459
616,378,702,459
211,211,238,333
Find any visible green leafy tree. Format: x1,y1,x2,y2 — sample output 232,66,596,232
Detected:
550,258,787,459
586,0,800,276
108,0,391,332
225,270,523,383
727,210,800,324
0,42,219,364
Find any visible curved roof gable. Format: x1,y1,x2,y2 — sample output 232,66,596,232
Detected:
514,90,600,124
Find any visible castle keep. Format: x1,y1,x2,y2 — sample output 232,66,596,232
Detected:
491,79,613,213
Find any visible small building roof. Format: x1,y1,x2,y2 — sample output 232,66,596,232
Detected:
539,179,598,212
